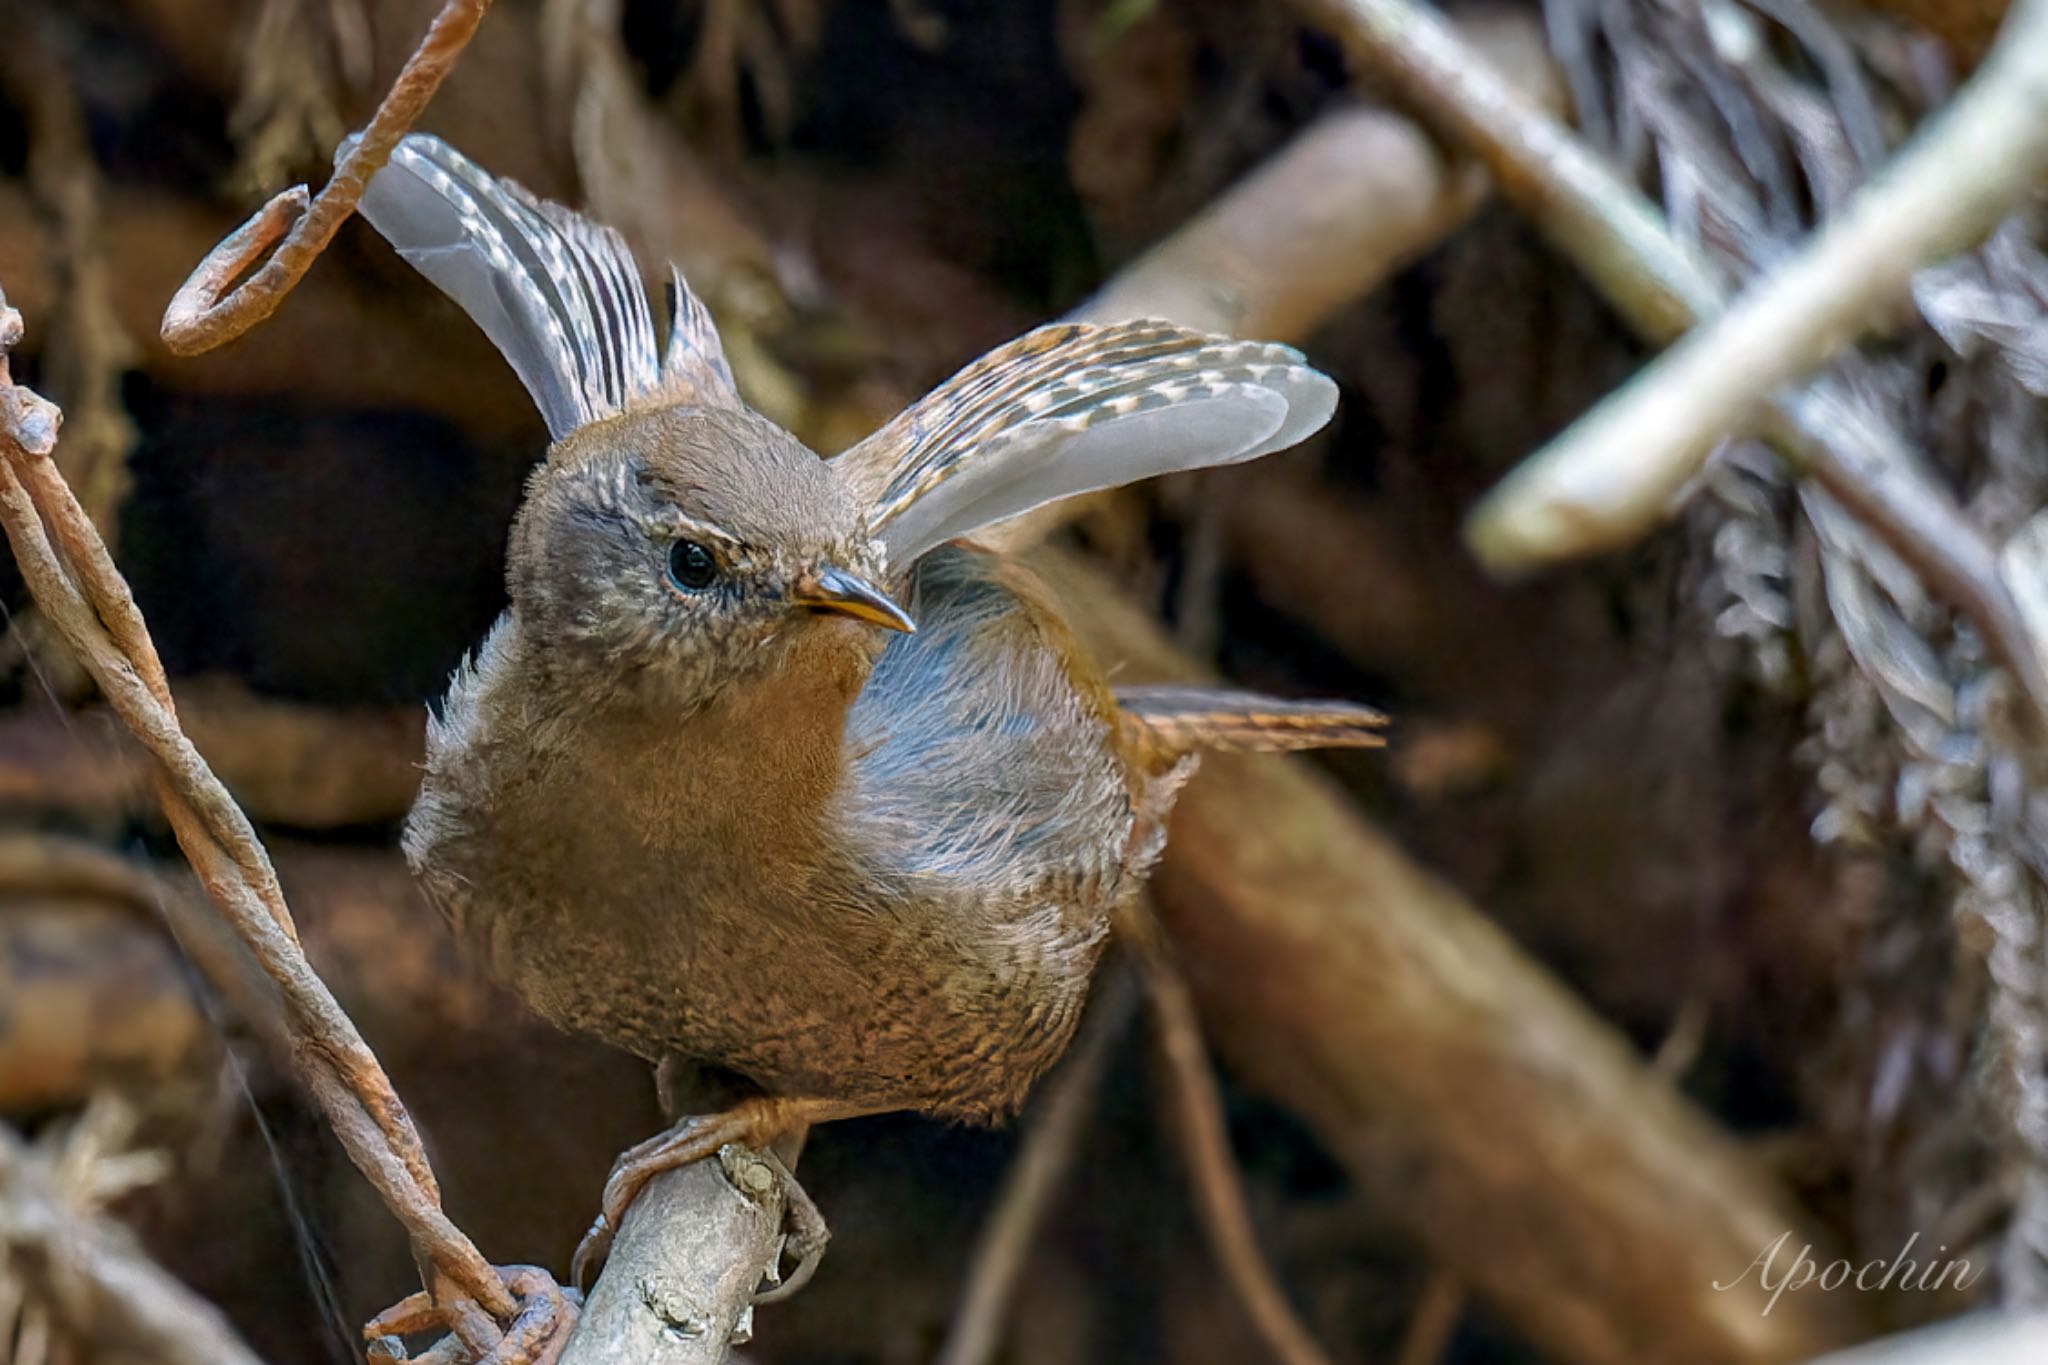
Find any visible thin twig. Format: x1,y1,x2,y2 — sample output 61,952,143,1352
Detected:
0,284,562,1359
158,0,492,355
1117,902,1337,1365
1291,0,2048,733
1392,1269,1464,1365
935,968,1140,1365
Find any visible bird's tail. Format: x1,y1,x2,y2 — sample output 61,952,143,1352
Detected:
1115,685,1386,765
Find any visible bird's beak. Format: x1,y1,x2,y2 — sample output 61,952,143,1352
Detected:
790,566,916,633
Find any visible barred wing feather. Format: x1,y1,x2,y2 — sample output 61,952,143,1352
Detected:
838,319,1336,565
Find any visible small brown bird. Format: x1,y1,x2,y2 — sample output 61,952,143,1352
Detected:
358,134,1383,1279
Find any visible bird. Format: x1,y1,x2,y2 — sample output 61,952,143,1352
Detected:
354,132,1385,1283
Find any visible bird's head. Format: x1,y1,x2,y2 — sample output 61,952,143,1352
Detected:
354,133,1337,718
511,404,911,709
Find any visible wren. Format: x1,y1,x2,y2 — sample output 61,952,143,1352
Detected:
357,134,1384,1280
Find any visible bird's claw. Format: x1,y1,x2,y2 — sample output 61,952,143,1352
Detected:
364,1266,578,1365
572,1112,734,1290
569,1213,613,1293
750,1149,829,1305
570,1112,833,1304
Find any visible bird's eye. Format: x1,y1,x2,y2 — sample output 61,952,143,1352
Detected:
666,540,718,592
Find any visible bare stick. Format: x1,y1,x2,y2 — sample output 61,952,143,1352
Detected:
1291,0,2048,731
1805,1313,2048,1364
935,970,1139,1365
158,0,492,355
1469,0,2048,568
0,284,563,1358
556,1149,789,1364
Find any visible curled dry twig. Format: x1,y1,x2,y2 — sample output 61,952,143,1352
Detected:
2,280,567,1357
158,0,492,356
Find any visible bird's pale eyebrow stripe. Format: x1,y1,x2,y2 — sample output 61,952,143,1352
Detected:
647,512,741,550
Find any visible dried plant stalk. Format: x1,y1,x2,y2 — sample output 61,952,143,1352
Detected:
0,281,566,1359
159,0,492,355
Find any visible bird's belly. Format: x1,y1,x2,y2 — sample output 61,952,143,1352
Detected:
701,901,1111,1123
415,780,1112,1120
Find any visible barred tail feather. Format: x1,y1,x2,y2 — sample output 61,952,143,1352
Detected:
1115,685,1387,765
350,133,738,439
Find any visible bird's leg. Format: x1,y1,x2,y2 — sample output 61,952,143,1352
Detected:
571,1094,864,1289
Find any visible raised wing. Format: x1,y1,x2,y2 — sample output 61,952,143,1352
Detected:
352,133,738,438
836,319,1336,566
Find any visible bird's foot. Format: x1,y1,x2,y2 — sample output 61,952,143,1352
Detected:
750,1148,829,1305
365,1266,578,1365
570,1095,846,1291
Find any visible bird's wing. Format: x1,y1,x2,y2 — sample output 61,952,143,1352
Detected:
833,319,1335,567
351,133,739,438
841,546,1132,896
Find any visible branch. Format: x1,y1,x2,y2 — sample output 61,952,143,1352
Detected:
558,1148,790,1364
0,841,214,1115
1806,1313,2048,1364
1471,0,2048,569
0,681,425,830
1290,0,2048,732
158,0,492,355
1071,6,1564,340
1035,547,1865,1365
1119,906,1337,1365
0,284,562,1357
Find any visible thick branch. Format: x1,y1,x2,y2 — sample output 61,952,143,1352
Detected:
1467,0,2048,568
1807,1313,2048,1364
0,682,425,830
561,1150,789,1364
1036,548,1865,1365
1291,0,2048,732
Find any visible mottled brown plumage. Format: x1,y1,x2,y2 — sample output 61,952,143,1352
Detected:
361,134,1383,1281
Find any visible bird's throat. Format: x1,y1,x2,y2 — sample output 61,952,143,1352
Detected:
592,622,876,870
